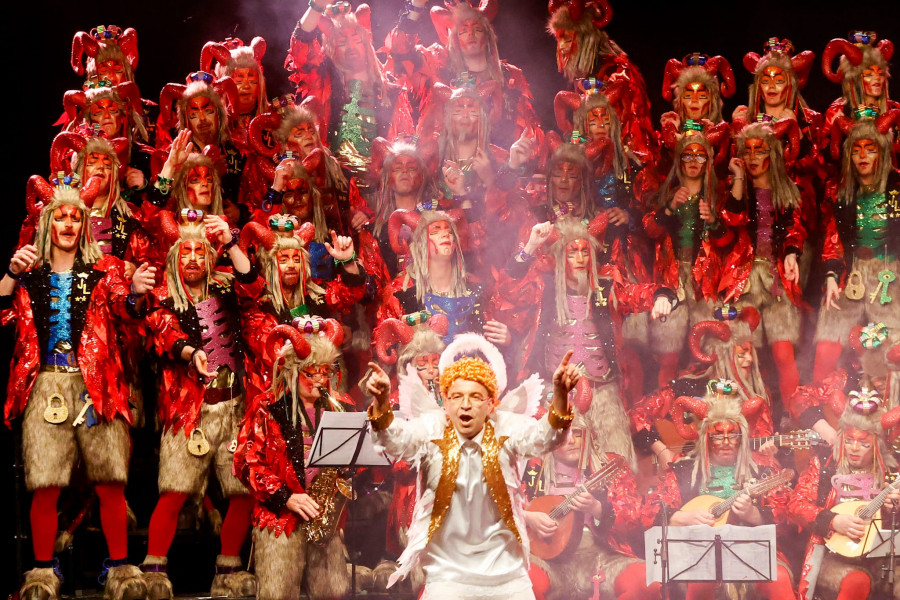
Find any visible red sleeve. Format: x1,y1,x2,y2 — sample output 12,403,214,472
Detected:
787,456,829,532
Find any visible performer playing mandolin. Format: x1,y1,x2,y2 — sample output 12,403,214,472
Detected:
646,389,796,599
788,386,900,600
524,415,661,600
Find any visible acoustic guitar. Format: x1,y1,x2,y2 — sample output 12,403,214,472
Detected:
527,455,627,560
668,430,826,460
679,468,795,527
825,476,900,558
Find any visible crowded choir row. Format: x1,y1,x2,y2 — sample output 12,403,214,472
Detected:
5,0,900,599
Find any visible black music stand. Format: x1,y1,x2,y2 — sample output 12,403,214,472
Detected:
306,412,392,598
645,524,776,590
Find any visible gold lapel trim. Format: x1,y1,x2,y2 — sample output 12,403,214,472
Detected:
482,421,520,542
428,424,460,542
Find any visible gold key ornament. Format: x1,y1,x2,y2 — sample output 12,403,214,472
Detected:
43,394,68,424
73,393,93,427
187,428,210,457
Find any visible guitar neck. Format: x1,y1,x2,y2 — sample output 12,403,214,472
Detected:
546,462,622,520
708,469,795,519
859,478,900,522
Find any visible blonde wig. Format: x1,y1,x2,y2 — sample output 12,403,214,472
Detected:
176,82,230,144
573,94,626,179
690,395,755,490
447,7,504,85
173,154,224,216
747,54,804,115
736,123,801,211
373,142,434,237
73,137,129,219
547,143,595,220
440,87,492,162
549,216,603,325
673,67,725,123
403,211,468,304
839,120,894,205
163,223,231,312
34,190,102,266
256,234,325,314
547,6,623,82
657,134,718,211
835,403,896,480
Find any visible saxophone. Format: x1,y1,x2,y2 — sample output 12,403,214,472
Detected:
303,387,354,545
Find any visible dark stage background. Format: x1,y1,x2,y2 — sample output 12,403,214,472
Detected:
4,0,899,595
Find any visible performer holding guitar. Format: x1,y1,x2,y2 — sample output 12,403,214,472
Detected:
524,415,661,600
788,387,900,600
646,392,796,599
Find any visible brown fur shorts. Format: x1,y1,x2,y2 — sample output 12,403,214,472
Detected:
815,257,900,344
734,259,801,345
23,372,130,490
253,526,349,600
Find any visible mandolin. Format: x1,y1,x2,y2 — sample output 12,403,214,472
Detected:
825,476,900,558
669,430,826,458
527,455,627,560
679,468,795,527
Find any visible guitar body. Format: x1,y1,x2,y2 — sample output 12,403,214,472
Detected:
680,494,731,527
526,495,583,560
824,501,883,558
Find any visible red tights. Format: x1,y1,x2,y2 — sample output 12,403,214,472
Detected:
529,562,661,600
658,352,680,389
771,341,799,409
685,564,793,599
813,340,844,384
619,344,645,405
148,492,252,558
836,570,871,600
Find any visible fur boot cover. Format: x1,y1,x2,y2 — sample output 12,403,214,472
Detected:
19,567,61,600
210,554,257,598
104,564,148,600
349,564,375,592
140,555,173,600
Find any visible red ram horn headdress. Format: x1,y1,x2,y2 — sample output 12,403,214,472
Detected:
771,118,802,163
71,31,100,75
792,50,816,88
672,395,710,440
554,90,581,134
213,76,239,114
876,109,900,134
706,55,736,98
547,0,612,29
877,38,894,62
26,176,54,219
373,318,415,365
661,58,686,102
388,209,422,255
249,112,281,157
62,90,87,125
239,221,275,255
586,211,609,243
689,320,732,364
118,28,139,70
158,83,187,134
200,42,232,74
265,324,312,364
822,38,864,84
49,132,87,174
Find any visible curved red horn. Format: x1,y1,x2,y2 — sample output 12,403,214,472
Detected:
157,210,182,249
213,76,239,114
239,221,275,254
708,55,736,98
301,147,326,186
772,118,801,163
355,4,372,33
50,132,87,174
791,50,816,88
554,91,581,134
428,313,449,337
572,377,592,414
249,112,281,156
875,109,900,135
71,31,99,75
200,42,232,74
266,324,311,363
738,306,761,332
370,137,391,182
79,176,103,207
672,396,709,440
689,320,731,364
388,209,422,255
877,39,894,62
26,175,54,218
110,137,130,165
322,318,344,347
882,406,900,432
829,114,853,161
478,0,498,20
849,325,865,354
296,221,316,246
705,120,730,149
115,81,142,114
591,0,613,28
822,38,863,84
886,343,900,366
431,82,454,104
158,83,187,133
587,211,610,243
62,90,87,125
429,6,452,47
373,318,414,365
249,36,267,62
743,52,762,74
741,396,765,418
661,58,685,102
119,27,139,69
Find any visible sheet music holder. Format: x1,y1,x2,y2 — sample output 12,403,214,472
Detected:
306,411,391,468
645,525,776,585
865,529,900,557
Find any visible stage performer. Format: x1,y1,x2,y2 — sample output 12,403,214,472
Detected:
71,25,138,87
525,415,661,600
288,1,414,183
788,387,900,600
812,112,900,382
546,0,657,165
499,216,674,467
429,0,541,149
140,213,259,599
364,332,581,600
719,122,806,407
200,36,269,143
646,392,796,600
1,185,155,600
643,132,731,387
236,317,355,600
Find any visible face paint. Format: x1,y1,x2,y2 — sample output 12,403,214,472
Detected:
389,155,424,195
554,29,577,72
83,151,114,194
427,220,455,257
276,248,304,288
179,240,207,285
413,353,440,386
50,205,83,252
851,139,880,180
287,121,318,157
759,66,789,110
444,378,494,439
585,107,611,141
96,59,127,85
185,166,214,208
679,142,708,179
709,421,741,466
843,427,875,470
565,239,591,276
742,138,771,178
733,341,754,371
681,81,711,120
283,179,312,219
232,67,260,114
450,96,480,141
186,95,219,145
862,65,885,99
332,28,367,74
550,160,582,206
456,18,487,57
88,97,125,137
555,426,586,466
298,364,334,402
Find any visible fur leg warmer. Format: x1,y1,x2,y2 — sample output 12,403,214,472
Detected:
104,564,147,600
140,555,173,600
19,568,60,600
210,554,257,598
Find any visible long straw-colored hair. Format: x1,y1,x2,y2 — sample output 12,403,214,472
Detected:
272,335,341,427
547,6,622,82
839,120,894,205
397,325,446,373
550,216,603,325
840,47,891,113
34,191,102,266
177,82,230,143
164,223,231,312
374,142,435,237
173,154,224,216
747,54,804,115
736,123,801,211
447,7,504,85
321,12,386,101
573,94,626,179
657,134,718,210
440,88,491,162
835,404,896,480
73,137,128,218
690,395,754,490
547,143,594,220
673,67,725,123
403,211,468,303
256,234,325,313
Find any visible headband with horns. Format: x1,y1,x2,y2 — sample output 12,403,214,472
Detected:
547,0,612,29
373,312,451,365
71,25,138,76
661,53,736,102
